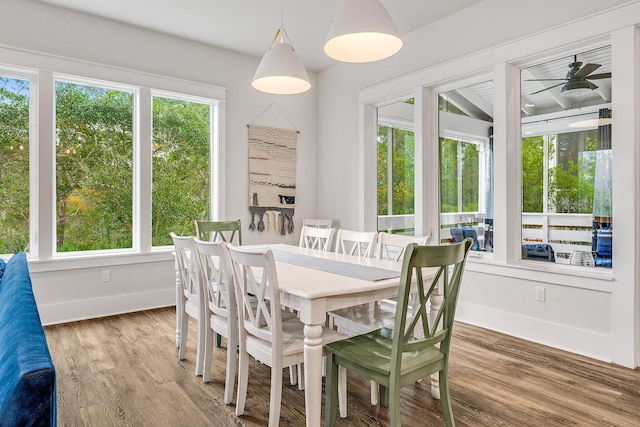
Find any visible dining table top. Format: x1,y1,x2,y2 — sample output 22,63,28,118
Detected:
245,243,406,299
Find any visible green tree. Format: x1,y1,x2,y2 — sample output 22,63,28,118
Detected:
151,97,210,246
0,78,30,253
55,82,134,251
522,136,545,213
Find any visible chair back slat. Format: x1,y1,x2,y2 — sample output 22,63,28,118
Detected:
194,238,235,320
335,229,378,258
302,218,333,228
170,232,199,297
391,239,473,367
227,244,283,347
299,226,336,251
194,220,242,245
375,232,431,262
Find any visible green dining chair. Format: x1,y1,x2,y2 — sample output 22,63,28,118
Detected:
194,220,242,245
324,238,473,427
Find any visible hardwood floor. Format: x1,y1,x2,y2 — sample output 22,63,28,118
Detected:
45,307,640,426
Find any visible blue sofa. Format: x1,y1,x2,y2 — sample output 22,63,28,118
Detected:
0,253,56,426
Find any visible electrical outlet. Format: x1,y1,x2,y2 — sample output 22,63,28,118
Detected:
101,270,110,282
535,286,546,302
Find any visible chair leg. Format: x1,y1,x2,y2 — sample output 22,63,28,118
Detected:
379,383,389,407
177,304,188,361
324,353,339,427
268,364,283,427
235,347,249,416
338,366,347,418
439,368,455,427
195,314,206,376
289,366,298,385
216,332,222,348
370,380,379,405
389,381,402,427
297,363,305,391
202,325,214,383
224,332,237,405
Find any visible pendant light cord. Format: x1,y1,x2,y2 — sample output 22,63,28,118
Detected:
269,0,296,50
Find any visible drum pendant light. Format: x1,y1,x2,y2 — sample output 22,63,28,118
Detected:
252,2,310,94
324,0,402,63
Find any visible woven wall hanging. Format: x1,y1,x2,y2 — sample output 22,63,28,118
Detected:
247,124,297,235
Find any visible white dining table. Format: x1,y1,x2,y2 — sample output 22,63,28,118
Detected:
258,243,438,427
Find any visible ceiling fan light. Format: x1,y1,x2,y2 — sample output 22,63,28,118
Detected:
324,0,402,63
560,79,592,97
252,36,311,95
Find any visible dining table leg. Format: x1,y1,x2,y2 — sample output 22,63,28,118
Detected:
303,323,323,427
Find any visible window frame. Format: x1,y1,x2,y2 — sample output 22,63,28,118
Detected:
0,53,225,263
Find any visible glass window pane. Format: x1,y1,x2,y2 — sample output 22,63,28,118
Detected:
152,96,210,246
438,81,494,252
0,77,30,254
55,81,134,252
520,45,612,268
377,99,415,234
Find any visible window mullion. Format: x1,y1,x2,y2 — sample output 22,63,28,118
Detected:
136,88,152,253
35,70,55,260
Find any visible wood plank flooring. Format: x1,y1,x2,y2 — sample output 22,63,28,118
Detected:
44,307,640,426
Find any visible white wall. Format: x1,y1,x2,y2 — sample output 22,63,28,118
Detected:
316,0,640,367
0,0,318,324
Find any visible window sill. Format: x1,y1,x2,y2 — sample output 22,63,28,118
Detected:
464,256,614,291
25,248,174,273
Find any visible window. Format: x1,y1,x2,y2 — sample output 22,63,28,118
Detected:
377,99,416,234
438,80,494,252
520,45,612,268
0,63,223,258
152,95,211,246
0,76,31,254
55,81,134,252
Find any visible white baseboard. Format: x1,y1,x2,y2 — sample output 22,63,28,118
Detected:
456,301,613,363
38,288,175,326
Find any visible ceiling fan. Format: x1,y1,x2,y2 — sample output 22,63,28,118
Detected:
527,55,611,96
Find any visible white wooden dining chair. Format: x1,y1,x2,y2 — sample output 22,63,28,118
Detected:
226,243,347,427
171,232,206,376
302,218,334,228
193,238,237,404
334,229,378,257
299,226,336,251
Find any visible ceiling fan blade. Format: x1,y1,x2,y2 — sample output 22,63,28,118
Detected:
529,82,564,95
575,63,601,78
588,81,599,90
587,72,611,80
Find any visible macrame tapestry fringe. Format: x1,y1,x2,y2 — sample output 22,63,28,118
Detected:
249,207,295,235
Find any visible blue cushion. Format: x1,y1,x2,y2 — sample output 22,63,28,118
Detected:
450,227,481,250
522,244,555,262
596,228,612,258
0,253,56,426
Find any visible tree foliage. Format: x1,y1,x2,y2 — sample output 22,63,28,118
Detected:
377,126,415,216
0,78,30,253
0,78,210,254
152,97,209,246
440,138,479,213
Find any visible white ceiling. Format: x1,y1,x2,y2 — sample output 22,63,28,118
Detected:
36,0,483,72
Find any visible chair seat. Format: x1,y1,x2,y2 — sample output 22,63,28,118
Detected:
330,303,397,336
246,317,346,362
325,327,444,378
